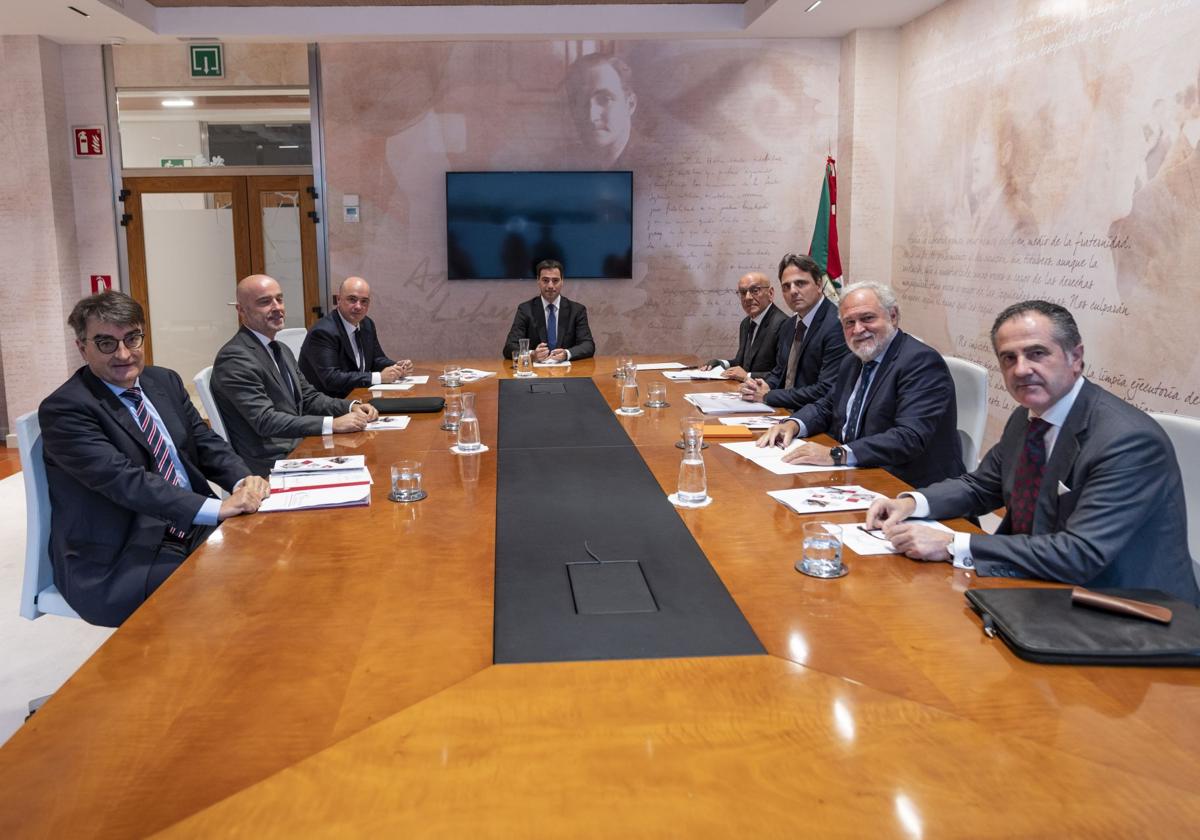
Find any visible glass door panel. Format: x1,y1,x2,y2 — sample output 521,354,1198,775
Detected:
258,190,305,328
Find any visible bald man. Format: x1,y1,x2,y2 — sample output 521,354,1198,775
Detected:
212,274,378,476
701,271,788,382
299,276,412,398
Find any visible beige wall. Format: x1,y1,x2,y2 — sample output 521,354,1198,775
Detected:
893,0,1200,441
320,39,841,362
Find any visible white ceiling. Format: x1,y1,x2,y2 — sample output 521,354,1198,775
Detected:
0,0,948,45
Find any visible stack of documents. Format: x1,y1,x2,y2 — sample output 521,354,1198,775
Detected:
260,455,372,512
684,392,772,415
826,520,956,556
533,359,571,368
767,485,882,515
369,375,429,392
635,362,685,371
439,368,496,383
718,415,780,430
365,415,410,431
721,440,853,475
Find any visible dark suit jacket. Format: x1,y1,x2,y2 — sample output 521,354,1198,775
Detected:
920,379,1200,603
763,298,849,411
212,326,354,476
789,330,963,489
39,366,249,626
298,312,395,399
502,296,595,360
725,303,788,380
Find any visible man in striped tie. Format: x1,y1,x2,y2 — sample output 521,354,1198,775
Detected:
39,291,270,626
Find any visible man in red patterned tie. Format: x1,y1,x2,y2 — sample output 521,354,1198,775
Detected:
867,300,1198,604
39,291,270,626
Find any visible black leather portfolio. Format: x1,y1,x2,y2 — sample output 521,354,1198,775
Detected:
369,397,445,414
965,587,1200,666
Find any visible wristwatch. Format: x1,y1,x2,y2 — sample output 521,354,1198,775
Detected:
829,446,844,466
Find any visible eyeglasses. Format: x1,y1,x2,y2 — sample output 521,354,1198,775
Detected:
86,332,145,354
735,285,770,297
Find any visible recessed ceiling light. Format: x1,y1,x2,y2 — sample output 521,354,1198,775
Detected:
162,99,195,108
278,145,300,149
805,0,823,11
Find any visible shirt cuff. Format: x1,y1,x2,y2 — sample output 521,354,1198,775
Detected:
717,359,730,368
787,418,808,438
371,371,382,385
564,349,572,361
951,533,975,569
322,416,334,435
195,497,221,527
901,492,932,519
843,445,857,467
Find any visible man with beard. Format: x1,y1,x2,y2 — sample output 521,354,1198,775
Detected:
757,281,963,489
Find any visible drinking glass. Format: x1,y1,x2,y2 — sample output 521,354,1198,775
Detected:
511,349,519,373
518,338,530,356
675,443,708,506
517,350,534,377
798,522,845,578
645,381,668,408
456,392,482,451
389,459,425,502
615,354,633,379
443,364,462,387
680,414,705,449
441,389,463,431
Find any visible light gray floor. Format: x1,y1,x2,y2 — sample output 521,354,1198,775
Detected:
0,473,113,747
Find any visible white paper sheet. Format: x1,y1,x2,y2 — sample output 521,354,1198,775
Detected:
368,382,415,392
826,520,956,556
721,440,854,475
365,415,411,431
635,362,685,371
271,455,365,474
269,467,373,492
767,485,883,515
663,368,728,382
533,360,571,368
259,482,371,512
684,392,771,415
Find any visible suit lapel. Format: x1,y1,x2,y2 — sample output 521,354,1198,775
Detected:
532,297,549,345
1035,381,1092,532
857,330,906,418
139,371,187,454
334,315,357,370
81,368,154,460
242,327,296,410
797,299,827,358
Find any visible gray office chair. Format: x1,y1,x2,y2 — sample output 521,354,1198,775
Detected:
275,327,307,359
944,356,988,471
1149,412,1200,588
16,410,80,621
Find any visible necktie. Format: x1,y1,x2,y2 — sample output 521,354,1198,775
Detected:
1009,418,1051,535
546,304,558,351
783,317,807,390
843,361,878,442
122,387,187,538
354,328,367,372
269,340,301,407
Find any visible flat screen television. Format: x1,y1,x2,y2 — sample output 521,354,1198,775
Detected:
446,171,633,280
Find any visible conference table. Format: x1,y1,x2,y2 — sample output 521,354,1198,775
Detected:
2,356,1199,837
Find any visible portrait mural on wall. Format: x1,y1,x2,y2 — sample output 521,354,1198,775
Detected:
321,38,839,361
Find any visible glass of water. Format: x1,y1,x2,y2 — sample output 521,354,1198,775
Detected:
798,522,844,578
517,350,534,377
441,389,462,431
390,459,425,502
619,367,640,413
679,414,705,450
645,381,668,408
443,364,462,387
675,442,708,507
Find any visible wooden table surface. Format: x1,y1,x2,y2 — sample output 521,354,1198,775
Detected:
2,356,1198,838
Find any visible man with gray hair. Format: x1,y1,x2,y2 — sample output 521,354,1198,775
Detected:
757,281,963,489
867,300,1198,603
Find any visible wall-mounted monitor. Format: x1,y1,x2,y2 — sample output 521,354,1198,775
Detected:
446,171,633,280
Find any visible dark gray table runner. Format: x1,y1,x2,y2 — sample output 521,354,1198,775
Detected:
493,377,764,663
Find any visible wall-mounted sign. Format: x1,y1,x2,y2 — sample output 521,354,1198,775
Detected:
73,126,105,158
90,275,113,293
160,158,192,168
189,44,224,78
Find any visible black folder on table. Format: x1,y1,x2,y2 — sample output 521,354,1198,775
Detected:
369,396,445,414
965,587,1200,666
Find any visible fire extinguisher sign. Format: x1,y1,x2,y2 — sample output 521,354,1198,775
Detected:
73,126,105,158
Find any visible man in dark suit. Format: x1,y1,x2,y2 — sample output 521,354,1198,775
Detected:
212,274,379,476
758,281,962,489
299,276,412,398
39,291,269,626
699,271,788,381
868,300,1199,603
739,254,848,410
502,259,595,361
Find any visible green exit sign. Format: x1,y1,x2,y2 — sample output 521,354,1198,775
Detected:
189,44,223,79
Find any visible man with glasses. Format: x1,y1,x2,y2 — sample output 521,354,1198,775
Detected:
700,271,788,382
38,291,269,626
739,253,847,410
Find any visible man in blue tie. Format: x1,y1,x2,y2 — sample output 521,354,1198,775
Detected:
39,291,270,626
757,281,963,490
502,259,596,362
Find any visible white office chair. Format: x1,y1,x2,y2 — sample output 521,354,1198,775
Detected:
944,355,988,470
1150,412,1200,588
275,327,308,359
193,365,229,442
16,411,80,621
